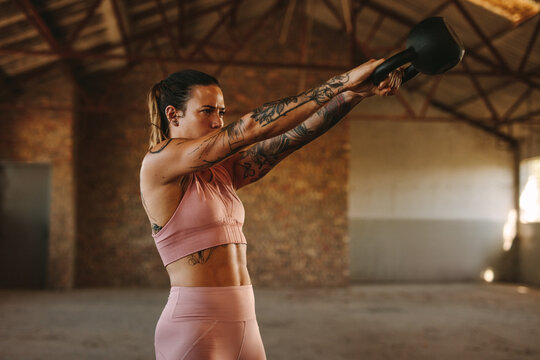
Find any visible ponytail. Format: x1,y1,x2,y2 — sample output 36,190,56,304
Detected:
148,82,169,150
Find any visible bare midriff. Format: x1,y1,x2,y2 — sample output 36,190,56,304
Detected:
165,243,251,287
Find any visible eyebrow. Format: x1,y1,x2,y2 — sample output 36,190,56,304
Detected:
201,105,225,110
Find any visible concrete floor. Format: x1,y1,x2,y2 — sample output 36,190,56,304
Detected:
1,283,539,360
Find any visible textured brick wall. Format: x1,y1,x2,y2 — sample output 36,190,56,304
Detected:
0,68,76,290
75,16,352,287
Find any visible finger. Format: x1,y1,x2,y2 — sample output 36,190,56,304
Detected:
378,77,391,89
369,58,386,72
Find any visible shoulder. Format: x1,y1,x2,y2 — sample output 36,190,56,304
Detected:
140,139,187,184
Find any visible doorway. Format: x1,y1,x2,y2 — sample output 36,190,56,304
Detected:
0,162,51,288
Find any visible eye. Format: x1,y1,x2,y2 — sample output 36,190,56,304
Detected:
219,111,226,117
201,109,212,114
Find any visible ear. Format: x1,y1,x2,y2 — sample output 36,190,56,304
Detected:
165,105,185,122
165,105,177,122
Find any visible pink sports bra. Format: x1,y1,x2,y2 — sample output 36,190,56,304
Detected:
152,164,247,267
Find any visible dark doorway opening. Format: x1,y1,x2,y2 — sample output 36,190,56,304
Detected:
0,162,51,288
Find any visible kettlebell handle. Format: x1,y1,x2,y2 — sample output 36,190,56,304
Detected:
369,47,417,85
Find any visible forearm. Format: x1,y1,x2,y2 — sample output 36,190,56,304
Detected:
242,72,351,142
240,91,360,169
278,91,360,152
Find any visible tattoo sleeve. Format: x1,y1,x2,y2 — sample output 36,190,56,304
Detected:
249,73,350,127
236,93,353,185
187,119,248,170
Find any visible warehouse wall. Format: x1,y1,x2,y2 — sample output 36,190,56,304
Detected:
519,128,540,286
0,68,76,289
349,116,516,282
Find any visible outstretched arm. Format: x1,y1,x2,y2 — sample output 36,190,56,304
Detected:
142,59,388,185
225,67,403,189
226,91,356,189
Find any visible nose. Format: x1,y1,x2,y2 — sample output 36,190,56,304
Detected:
210,112,223,129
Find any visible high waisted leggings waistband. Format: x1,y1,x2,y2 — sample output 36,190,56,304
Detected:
167,285,256,322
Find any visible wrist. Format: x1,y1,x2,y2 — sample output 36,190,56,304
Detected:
343,90,365,105
328,71,352,95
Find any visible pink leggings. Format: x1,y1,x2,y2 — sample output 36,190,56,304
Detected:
154,285,266,360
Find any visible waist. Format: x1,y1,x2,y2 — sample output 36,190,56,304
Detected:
166,243,251,287
167,285,256,321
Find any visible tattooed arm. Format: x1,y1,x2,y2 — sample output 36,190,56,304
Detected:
141,59,386,185
224,91,357,189
222,67,404,189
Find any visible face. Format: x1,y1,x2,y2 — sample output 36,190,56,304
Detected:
171,84,225,138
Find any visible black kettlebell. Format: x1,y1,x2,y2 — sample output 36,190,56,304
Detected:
370,17,465,85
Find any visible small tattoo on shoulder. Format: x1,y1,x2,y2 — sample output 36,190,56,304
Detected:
149,138,173,154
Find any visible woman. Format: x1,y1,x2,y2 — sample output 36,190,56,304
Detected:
140,59,402,360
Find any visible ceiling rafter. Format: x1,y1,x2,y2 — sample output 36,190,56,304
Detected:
155,0,180,57
215,0,283,76
451,0,511,71
428,97,517,145
229,0,242,28
502,86,533,122
110,0,131,56
188,3,235,59
450,63,540,109
419,75,443,118
322,0,347,32
12,0,91,103
67,0,104,46
13,0,64,56
298,0,314,91
499,108,540,127
279,0,297,44
461,57,500,122
518,15,540,73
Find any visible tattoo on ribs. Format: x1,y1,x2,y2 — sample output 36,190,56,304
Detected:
187,244,229,266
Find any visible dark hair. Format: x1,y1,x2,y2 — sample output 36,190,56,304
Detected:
148,69,220,149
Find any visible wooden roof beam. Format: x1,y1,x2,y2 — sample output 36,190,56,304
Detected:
451,0,510,71
12,0,91,102
215,0,282,76
155,0,181,57
518,16,540,73
13,0,64,55
110,0,131,55
67,0,104,46
461,57,500,122
322,0,347,32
